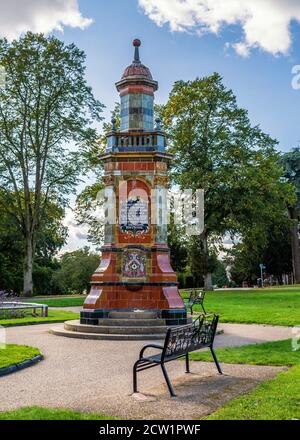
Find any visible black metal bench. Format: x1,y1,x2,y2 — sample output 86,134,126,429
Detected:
133,314,222,397
184,289,206,315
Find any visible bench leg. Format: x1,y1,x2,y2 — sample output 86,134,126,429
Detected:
161,364,176,397
185,353,190,373
201,303,206,314
210,347,222,374
133,361,139,393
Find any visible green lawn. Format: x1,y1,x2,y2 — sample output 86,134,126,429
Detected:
183,288,300,326
208,364,300,420
28,298,85,307
188,338,300,420
190,339,299,366
0,310,79,327
0,345,41,369
0,407,119,420
4,286,300,327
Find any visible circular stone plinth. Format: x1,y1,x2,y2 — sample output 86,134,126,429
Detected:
49,320,168,341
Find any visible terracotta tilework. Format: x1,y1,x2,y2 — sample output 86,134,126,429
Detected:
84,284,180,311
85,153,185,313
163,287,185,309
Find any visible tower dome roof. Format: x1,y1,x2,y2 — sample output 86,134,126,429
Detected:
121,39,153,80
122,64,153,80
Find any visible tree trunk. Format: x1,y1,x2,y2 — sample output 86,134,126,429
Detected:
23,236,34,297
289,207,300,284
204,273,213,291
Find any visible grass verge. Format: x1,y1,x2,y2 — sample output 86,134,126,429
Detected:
190,339,299,367
207,365,300,420
0,310,79,327
181,287,300,326
0,345,41,369
27,298,85,307
5,286,300,326
188,338,300,420
0,407,119,420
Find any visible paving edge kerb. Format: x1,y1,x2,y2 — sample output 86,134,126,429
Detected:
0,355,43,377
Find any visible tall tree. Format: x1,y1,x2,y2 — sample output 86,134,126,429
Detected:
0,202,23,293
0,189,68,294
161,74,293,289
52,247,100,294
228,218,292,285
0,33,103,296
281,148,300,283
75,103,120,246
167,218,188,273
212,259,229,288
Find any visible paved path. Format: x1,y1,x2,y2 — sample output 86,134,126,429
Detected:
0,322,291,419
217,322,292,347
51,306,293,345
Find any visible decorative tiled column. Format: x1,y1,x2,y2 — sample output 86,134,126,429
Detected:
81,40,186,326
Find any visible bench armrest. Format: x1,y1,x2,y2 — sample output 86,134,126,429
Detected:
139,344,164,359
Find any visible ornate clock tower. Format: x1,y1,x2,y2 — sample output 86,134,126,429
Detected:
80,40,187,328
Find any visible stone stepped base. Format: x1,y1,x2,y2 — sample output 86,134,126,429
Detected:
108,311,158,320
64,320,168,335
50,323,166,341
50,321,224,341
98,318,166,327
50,310,193,341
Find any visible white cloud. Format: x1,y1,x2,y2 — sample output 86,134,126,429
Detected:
0,0,92,40
138,0,300,56
62,208,90,253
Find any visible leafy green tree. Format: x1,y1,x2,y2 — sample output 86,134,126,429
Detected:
75,103,120,247
52,247,100,294
212,259,229,288
75,182,104,247
0,208,23,292
161,74,294,289
229,218,292,285
0,190,68,294
0,32,103,296
281,148,300,283
33,259,61,296
188,236,218,289
167,218,188,273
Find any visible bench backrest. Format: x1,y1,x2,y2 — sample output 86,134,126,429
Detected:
190,314,219,350
163,323,195,359
162,314,219,359
186,289,205,304
193,290,205,304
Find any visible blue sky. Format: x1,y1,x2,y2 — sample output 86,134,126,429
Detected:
1,0,299,251
53,0,300,153
54,0,300,251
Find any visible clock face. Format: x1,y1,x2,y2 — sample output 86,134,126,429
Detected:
119,197,149,235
